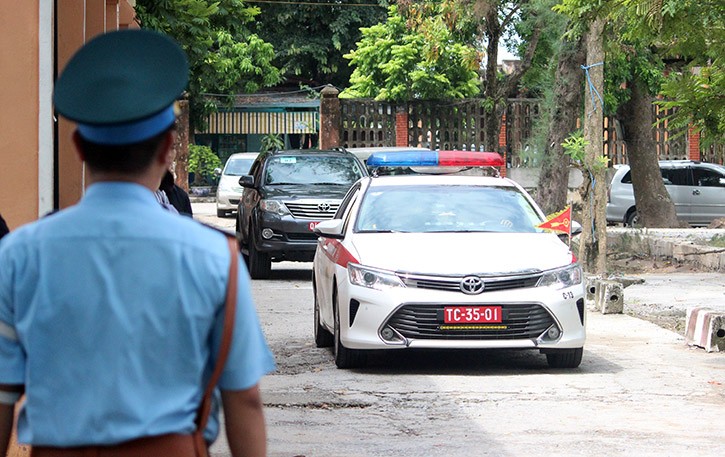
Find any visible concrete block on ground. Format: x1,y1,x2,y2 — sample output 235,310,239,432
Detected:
585,275,601,310
597,280,624,314
686,307,725,352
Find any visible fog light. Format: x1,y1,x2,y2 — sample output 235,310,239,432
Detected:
381,327,395,340
261,228,274,239
547,326,561,339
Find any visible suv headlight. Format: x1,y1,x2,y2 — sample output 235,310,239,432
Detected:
537,264,582,290
348,263,405,290
259,199,290,216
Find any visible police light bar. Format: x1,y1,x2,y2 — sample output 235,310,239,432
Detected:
365,150,505,168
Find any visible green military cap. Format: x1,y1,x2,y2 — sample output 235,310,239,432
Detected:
53,29,188,145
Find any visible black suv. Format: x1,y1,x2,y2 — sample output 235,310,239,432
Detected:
236,149,368,279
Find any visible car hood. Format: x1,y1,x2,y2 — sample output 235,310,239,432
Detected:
350,232,574,275
261,184,353,200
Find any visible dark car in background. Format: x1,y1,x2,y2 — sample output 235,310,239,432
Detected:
236,149,368,279
606,160,725,226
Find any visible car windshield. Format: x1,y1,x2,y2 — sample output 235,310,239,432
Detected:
265,155,365,185
355,185,543,233
224,158,256,176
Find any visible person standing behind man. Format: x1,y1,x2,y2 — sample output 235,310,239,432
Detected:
0,30,274,457
0,213,8,241
160,169,193,216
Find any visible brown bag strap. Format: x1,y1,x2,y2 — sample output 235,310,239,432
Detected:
195,236,238,433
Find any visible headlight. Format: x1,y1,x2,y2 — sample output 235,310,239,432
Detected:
537,264,582,289
259,199,290,216
348,263,405,290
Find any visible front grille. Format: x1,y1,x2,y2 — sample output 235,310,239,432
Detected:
285,201,340,219
398,272,542,293
385,303,555,340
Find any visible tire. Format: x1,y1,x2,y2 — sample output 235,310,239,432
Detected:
216,209,227,218
546,347,583,368
625,209,640,227
247,230,271,279
333,286,365,369
313,276,333,348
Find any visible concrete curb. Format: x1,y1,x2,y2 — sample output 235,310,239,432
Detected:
685,307,725,352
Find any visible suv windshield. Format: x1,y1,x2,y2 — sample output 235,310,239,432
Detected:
265,155,365,185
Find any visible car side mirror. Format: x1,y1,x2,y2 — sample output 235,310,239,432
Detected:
558,220,582,242
213,167,222,176
238,175,255,188
571,220,582,236
313,219,344,239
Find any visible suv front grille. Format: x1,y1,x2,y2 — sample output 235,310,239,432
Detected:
385,303,554,340
398,272,542,293
285,201,340,219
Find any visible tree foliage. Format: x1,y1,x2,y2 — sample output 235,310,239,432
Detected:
555,0,725,141
253,1,388,88
135,0,282,130
341,5,481,101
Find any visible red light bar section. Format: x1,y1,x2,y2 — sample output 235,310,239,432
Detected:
437,151,505,167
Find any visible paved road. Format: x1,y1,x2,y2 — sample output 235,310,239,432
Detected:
192,204,725,457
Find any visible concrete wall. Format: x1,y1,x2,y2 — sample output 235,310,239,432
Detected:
0,1,137,230
0,2,41,230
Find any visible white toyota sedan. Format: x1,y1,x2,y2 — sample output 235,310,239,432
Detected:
312,150,585,369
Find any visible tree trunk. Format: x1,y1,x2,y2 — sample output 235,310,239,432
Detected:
173,100,191,192
482,7,503,152
578,18,607,274
536,33,586,215
618,77,682,228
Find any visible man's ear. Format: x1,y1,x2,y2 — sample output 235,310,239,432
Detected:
156,129,177,167
72,131,86,162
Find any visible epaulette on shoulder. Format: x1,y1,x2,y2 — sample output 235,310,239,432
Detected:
199,222,236,240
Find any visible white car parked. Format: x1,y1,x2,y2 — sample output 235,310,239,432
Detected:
215,152,258,217
312,150,586,369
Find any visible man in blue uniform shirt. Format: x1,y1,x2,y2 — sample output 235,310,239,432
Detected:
0,30,275,456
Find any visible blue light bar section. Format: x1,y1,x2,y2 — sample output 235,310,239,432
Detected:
366,150,439,167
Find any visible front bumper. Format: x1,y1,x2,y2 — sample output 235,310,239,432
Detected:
216,190,242,212
337,279,586,351
253,211,321,261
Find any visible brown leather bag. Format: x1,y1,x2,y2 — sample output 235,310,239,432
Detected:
31,236,239,457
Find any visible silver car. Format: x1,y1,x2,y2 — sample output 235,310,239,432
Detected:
216,152,259,217
606,160,725,226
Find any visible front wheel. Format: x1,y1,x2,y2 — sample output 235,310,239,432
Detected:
247,230,271,279
314,276,333,348
333,287,365,369
545,347,583,368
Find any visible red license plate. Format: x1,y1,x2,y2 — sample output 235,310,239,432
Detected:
308,221,320,231
443,306,503,324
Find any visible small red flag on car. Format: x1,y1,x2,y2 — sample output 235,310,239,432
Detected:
536,206,572,236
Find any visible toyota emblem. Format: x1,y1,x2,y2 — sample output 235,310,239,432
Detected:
460,276,485,295
318,202,331,212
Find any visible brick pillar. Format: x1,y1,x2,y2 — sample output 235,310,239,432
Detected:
395,105,408,147
173,99,190,192
498,113,507,177
319,85,340,149
688,127,701,161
